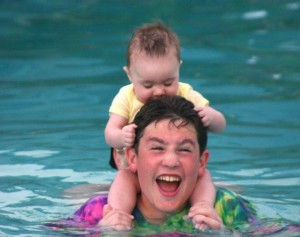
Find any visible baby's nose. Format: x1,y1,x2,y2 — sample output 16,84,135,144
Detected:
153,87,165,96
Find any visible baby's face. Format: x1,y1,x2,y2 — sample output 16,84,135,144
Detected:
126,47,181,103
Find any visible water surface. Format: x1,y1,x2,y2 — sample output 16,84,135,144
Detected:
0,1,300,236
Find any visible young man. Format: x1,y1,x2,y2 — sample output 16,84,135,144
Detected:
72,96,256,232
49,96,300,235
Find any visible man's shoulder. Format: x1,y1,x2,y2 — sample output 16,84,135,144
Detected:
74,194,108,224
215,187,257,228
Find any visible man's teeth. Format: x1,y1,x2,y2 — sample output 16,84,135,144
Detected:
158,176,180,182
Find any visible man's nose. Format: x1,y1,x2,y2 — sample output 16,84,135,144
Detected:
162,152,179,168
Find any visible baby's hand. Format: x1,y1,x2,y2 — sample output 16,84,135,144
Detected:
194,106,215,127
99,204,134,231
122,124,137,148
188,201,222,231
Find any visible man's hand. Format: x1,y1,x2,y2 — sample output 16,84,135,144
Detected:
99,204,134,231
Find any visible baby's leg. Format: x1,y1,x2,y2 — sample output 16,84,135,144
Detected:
116,148,129,169
189,169,217,231
190,169,215,206
108,169,139,214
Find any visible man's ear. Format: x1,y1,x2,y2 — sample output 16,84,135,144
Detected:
198,149,210,176
123,66,132,82
126,147,137,173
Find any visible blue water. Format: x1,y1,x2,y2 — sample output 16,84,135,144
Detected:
0,1,300,236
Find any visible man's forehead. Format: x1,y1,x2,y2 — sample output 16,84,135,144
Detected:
142,120,197,139
145,136,197,147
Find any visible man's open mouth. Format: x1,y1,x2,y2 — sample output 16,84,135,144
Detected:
156,175,181,195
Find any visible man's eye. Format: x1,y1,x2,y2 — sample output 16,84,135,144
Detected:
151,146,163,151
179,148,192,153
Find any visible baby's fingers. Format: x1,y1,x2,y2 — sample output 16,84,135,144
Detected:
192,214,221,230
194,106,204,112
195,222,209,231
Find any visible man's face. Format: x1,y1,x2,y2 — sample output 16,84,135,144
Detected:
128,119,208,222
125,47,181,104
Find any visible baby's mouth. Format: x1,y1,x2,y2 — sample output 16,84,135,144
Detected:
156,175,181,195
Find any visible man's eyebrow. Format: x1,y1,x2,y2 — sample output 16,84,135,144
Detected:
147,137,165,144
146,138,196,146
179,139,196,146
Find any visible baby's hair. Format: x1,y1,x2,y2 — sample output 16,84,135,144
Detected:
126,21,181,67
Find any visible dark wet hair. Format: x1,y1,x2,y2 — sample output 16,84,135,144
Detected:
132,95,207,155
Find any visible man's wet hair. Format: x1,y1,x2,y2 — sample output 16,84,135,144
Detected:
132,95,207,156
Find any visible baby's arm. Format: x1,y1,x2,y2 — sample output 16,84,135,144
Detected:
194,106,226,133
108,169,140,214
105,113,137,149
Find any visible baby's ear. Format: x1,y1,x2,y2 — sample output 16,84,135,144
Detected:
123,66,132,82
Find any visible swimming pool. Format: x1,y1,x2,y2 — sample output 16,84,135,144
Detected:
0,1,299,236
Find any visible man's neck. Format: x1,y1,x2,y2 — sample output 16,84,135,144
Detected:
137,196,175,225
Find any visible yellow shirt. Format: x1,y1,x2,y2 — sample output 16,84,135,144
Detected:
109,82,209,123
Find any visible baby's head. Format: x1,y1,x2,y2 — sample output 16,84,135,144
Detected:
126,21,181,67
124,21,182,103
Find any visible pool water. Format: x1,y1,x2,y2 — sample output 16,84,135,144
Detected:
0,1,299,236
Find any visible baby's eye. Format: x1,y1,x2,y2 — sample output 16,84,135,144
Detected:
143,83,153,89
164,78,175,87
164,81,173,87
